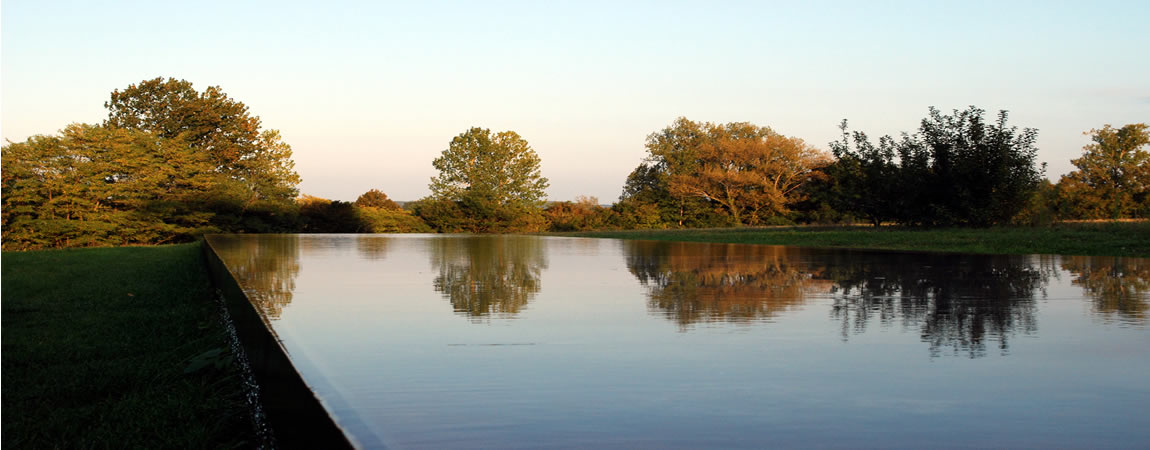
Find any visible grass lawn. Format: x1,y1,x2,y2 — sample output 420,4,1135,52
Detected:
2,242,252,448
566,221,1150,257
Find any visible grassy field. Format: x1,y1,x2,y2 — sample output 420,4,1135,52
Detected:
566,221,1150,257
1,243,252,448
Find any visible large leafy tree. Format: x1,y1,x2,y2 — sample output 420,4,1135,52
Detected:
621,118,727,228
105,77,301,208
2,78,304,249
830,107,1044,227
427,127,549,232
2,124,219,249
668,121,828,225
1057,123,1150,219
622,117,827,227
916,107,1043,226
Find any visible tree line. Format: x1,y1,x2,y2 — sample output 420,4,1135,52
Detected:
3,78,1148,250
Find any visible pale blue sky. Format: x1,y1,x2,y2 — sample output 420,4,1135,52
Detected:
4,0,1148,202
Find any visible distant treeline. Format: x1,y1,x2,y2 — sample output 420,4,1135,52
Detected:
3,78,1148,250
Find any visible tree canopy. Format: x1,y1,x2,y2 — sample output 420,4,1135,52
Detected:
622,118,827,227
668,121,828,224
824,122,902,226
620,118,726,228
1057,123,1150,219
105,77,301,208
355,188,402,210
352,189,430,233
426,127,549,232
2,78,303,249
9,77,1136,245
2,124,219,249
829,107,1044,226
544,196,612,231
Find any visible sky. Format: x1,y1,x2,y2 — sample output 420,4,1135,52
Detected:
3,0,1148,202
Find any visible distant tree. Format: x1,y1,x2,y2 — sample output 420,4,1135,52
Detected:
826,122,902,226
829,107,1044,227
788,165,847,225
105,77,301,212
544,196,612,231
1056,124,1150,219
621,118,730,228
623,117,826,227
409,198,469,233
609,198,666,230
297,195,366,233
1012,180,1057,226
915,107,1043,226
428,127,549,232
668,121,829,225
355,188,402,210
358,207,432,233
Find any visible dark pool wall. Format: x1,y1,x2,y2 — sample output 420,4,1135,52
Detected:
203,236,355,449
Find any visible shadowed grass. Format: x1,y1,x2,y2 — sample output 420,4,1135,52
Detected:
564,222,1150,257
2,242,251,448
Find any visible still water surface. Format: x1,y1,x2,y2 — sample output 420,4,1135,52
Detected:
207,234,1150,449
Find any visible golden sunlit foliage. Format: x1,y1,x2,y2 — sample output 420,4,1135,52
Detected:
1056,124,1150,219
620,117,828,228
544,196,613,232
358,207,432,233
2,78,303,249
667,122,830,225
105,77,301,207
355,188,402,210
2,125,219,249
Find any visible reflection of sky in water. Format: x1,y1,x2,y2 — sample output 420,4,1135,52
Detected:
208,234,1150,449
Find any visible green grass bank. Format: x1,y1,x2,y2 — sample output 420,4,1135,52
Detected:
566,222,1150,257
1,243,252,448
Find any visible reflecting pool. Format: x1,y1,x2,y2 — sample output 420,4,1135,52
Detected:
207,234,1150,449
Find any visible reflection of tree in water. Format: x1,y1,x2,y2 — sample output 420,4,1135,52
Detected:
825,252,1050,358
429,236,548,320
356,235,392,261
1061,256,1150,323
624,241,829,329
210,235,301,319
623,241,1053,357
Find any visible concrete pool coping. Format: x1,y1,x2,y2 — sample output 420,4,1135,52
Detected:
202,236,355,449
